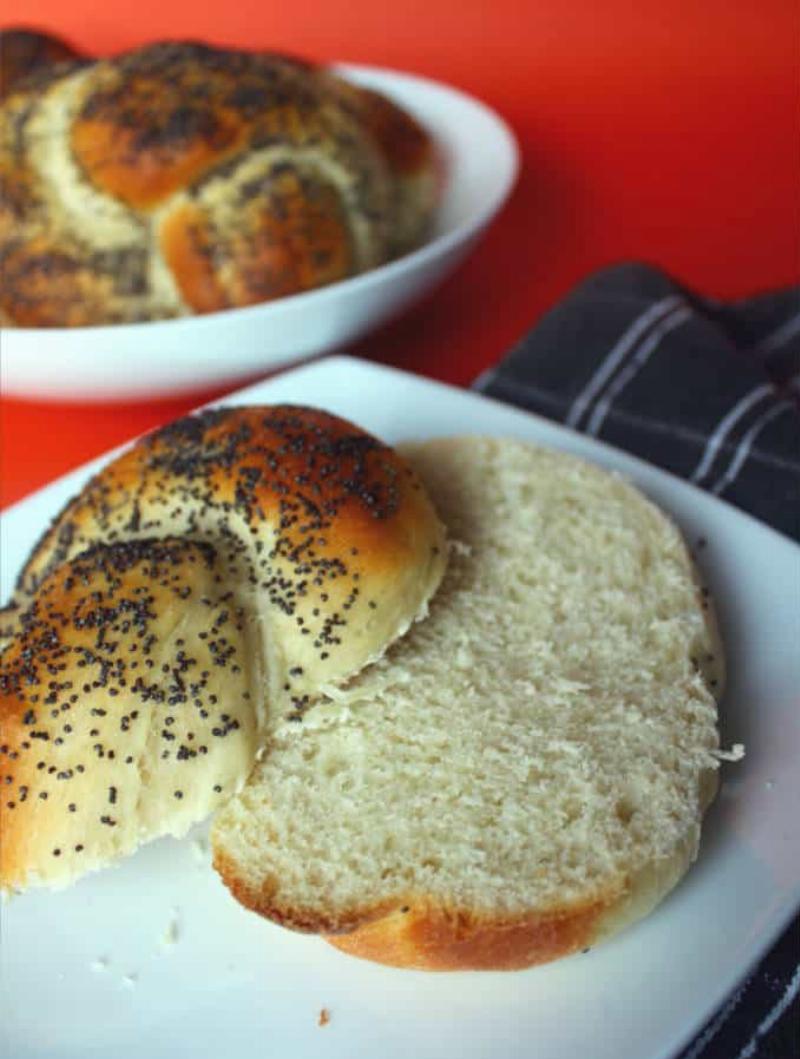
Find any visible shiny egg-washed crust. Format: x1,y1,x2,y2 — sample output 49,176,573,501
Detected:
0,40,438,326
4,405,447,711
0,538,261,891
0,405,447,891
214,773,717,970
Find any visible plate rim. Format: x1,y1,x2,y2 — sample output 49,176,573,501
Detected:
7,354,795,554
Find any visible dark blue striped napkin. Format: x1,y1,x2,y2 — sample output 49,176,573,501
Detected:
473,262,800,1059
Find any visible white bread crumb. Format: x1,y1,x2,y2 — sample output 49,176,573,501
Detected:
713,743,745,762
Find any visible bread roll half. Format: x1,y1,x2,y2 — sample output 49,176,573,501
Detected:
212,436,724,969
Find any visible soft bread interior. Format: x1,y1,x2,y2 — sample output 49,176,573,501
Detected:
212,437,723,942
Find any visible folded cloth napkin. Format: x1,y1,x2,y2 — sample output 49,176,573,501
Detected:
474,262,799,1059
476,262,799,539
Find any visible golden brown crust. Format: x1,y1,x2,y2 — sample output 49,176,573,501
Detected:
71,102,244,211
222,172,355,301
0,40,437,326
0,538,260,891
10,404,447,716
214,782,713,972
160,172,355,311
0,235,127,327
319,813,708,970
67,44,263,209
211,844,616,971
325,901,613,971
212,767,715,971
159,203,229,313
214,818,708,972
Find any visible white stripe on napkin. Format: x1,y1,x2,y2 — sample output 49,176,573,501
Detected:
565,295,682,429
711,400,794,495
689,383,775,486
681,982,748,1059
472,367,497,393
757,308,800,354
735,960,800,1059
585,305,693,436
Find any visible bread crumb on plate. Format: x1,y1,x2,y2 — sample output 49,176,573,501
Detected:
159,908,181,949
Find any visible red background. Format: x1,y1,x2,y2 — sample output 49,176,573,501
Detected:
2,1,798,508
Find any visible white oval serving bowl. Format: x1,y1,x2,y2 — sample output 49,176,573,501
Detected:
0,63,519,401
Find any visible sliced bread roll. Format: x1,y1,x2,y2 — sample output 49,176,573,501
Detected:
0,407,447,892
212,436,725,970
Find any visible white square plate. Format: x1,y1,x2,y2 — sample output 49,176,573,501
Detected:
2,356,799,1059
